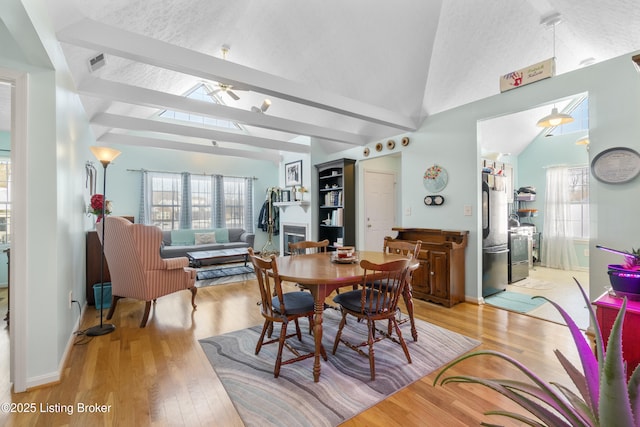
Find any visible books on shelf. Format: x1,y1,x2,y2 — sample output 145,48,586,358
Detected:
330,208,343,226
324,190,342,206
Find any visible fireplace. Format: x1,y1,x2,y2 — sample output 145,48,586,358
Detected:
282,223,308,255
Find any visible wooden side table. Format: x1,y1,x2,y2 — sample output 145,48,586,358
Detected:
593,292,640,378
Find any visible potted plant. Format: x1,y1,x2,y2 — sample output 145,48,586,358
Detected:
434,280,640,426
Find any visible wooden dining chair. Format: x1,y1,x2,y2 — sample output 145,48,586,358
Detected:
288,239,334,293
382,237,422,341
248,247,327,378
331,257,412,380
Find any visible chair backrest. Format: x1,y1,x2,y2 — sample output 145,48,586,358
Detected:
359,258,411,316
383,237,422,259
288,239,329,255
248,247,285,320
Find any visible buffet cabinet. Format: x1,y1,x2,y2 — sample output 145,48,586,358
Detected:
391,228,468,307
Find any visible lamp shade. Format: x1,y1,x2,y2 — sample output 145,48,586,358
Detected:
90,146,122,164
536,107,574,127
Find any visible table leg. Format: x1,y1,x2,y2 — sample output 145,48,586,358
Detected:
403,285,418,341
311,287,325,382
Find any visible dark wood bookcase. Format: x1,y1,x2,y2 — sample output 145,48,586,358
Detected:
315,159,356,250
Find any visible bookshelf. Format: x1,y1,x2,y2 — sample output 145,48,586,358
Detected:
315,158,355,250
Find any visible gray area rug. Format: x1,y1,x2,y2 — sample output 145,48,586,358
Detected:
199,309,480,427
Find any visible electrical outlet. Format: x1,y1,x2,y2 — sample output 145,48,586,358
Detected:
68,291,73,309
464,205,472,216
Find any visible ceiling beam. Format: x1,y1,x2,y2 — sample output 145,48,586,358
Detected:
98,133,280,164
58,18,416,132
91,113,310,154
78,76,366,145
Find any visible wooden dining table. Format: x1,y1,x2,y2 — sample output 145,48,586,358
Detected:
275,250,418,382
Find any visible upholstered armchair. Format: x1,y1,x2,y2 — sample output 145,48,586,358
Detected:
96,216,197,327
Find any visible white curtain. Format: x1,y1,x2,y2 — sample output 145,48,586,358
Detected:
180,172,192,229
138,170,152,224
542,166,578,270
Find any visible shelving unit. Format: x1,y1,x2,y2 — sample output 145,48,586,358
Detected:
315,159,355,250
516,193,537,223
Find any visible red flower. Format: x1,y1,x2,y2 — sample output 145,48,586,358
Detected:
89,194,111,217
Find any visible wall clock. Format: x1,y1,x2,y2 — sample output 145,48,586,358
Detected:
423,164,448,193
591,147,640,184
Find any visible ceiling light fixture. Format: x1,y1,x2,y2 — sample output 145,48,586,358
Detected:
536,13,574,128
576,135,590,150
251,99,271,113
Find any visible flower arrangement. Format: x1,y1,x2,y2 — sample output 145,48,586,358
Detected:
88,194,112,221
434,280,640,426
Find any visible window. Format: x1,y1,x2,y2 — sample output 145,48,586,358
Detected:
150,173,181,231
144,172,253,232
568,166,589,239
549,97,589,136
0,160,10,244
158,84,241,130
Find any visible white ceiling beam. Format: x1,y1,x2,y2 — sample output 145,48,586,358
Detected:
58,18,416,132
92,113,310,154
78,76,366,145
98,133,280,164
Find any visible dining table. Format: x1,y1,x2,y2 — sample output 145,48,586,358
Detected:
275,250,418,382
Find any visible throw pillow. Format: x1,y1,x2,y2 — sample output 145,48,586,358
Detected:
195,232,217,245
171,229,195,246
214,228,230,243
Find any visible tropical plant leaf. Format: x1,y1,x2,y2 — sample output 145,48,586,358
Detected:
483,410,546,426
439,375,573,426
600,297,635,426
551,381,597,426
553,349,592,415
628,364,640,426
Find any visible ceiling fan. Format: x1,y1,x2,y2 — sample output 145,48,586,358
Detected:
207,46,249,101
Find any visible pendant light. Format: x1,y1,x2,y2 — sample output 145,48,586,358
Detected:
536,13,574,128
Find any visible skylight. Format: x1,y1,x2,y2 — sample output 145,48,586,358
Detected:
548,96,589,136
159,84,241,130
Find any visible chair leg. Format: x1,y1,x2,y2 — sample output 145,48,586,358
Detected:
255,320,270,355
293,318,302,341
139,301,152,328
331,312,348,355
189,287,198,309
367,319,376,380
106,295,123,320
274,322,288,378
392,318,412,364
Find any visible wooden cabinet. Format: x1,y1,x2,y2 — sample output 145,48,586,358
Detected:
593,292,640,379
315,159,356,250
392,228,468,307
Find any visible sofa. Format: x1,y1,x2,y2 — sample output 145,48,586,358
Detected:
160,228,255,266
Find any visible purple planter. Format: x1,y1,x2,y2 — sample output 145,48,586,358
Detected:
608,264,640,300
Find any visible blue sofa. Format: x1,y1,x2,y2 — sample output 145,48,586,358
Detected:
160,228,255,266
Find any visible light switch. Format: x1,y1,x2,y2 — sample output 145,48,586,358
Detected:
464,205,472,216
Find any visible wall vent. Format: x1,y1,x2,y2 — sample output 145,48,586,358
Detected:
88,53,106,72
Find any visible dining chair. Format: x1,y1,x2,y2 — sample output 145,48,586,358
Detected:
288,239,335,294
331,257,412,380
248,247,327,378
382,237,422,340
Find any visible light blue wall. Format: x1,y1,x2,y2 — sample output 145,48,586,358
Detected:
101,145,279,251
0,131,9,285
334,50,640,303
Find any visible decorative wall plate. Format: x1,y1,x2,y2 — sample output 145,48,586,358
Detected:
375,142,383,152
591,147,640,184
401,137,410,146
363,147,370,157
423,164,448,193
387,140,395,150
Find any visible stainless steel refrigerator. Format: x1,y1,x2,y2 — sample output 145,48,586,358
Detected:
482,173,509,297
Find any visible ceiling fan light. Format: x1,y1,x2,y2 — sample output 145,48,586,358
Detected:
536,107,574,127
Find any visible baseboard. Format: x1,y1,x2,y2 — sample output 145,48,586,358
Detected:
464,295,484,305
24,301,85,391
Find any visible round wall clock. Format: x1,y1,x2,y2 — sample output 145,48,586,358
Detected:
591,147,640,184
423,164,448,193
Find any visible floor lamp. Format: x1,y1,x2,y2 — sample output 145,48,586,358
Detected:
86,146,121,337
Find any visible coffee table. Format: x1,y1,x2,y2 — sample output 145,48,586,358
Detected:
186,248,249,268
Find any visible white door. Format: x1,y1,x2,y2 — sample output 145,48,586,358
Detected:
363,170,396,251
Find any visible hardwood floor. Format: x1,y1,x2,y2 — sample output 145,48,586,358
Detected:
0,279,587,426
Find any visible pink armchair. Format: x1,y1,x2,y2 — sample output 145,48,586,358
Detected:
96,216,197,327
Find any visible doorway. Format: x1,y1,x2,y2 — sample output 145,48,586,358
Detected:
363,169,396,251
478,95,590,327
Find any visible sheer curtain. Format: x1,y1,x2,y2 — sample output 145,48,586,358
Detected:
138,170,152,224
542,166,579,270
213,175,226,228
180,172,192,229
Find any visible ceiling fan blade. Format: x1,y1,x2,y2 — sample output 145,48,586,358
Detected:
227,90,240,101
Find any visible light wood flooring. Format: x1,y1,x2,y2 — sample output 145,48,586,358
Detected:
0,279,589,426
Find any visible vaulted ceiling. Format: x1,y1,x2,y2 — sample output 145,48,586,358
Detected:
4,1,640,158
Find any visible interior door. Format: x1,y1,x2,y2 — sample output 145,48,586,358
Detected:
363,170,396,251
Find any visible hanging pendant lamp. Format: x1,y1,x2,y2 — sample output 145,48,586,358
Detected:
536,13,574,128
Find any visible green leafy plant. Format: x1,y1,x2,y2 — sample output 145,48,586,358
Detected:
434,280,640,426
623,248,640,271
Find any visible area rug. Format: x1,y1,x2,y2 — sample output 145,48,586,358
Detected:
485,290,546,313
509,277,554,290
199,309,480,427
